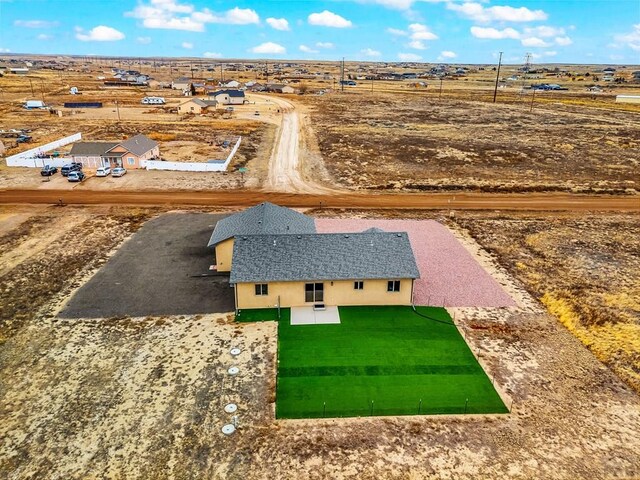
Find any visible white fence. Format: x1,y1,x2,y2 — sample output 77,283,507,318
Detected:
143,136,241,172
5,133,82,167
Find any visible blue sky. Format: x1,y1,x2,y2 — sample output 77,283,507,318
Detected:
1,0,639,64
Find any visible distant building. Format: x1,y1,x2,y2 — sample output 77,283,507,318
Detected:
208,89,246,105
178,98,218,114
10,68,29,75
615,95,640,104
265,83,296,94
24,100,47,109
172,77,192,91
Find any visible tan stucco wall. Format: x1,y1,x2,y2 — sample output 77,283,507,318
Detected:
215,238,234,272
236,279,414,309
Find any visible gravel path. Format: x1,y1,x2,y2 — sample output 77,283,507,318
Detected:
315,218,516,307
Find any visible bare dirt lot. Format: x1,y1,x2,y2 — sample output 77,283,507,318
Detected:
0,206,639,479
300,92,640,194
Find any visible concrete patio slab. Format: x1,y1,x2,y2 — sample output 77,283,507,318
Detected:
291,306,341,325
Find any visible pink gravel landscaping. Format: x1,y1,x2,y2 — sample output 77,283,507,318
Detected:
315,218,517,308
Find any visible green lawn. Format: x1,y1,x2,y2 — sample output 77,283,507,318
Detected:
274,306,508,419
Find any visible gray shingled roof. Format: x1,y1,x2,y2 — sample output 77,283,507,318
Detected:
69,141,119,156
209,89,245,98
230,232,420,283
208,202,316,247
119,134,158,156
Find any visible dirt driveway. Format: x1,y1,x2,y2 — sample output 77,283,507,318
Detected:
59,212,234,318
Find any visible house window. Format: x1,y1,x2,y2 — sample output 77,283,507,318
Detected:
387,280,401,292
354,281,364,290
255,284,268,296
305,283,324,302
127,157,135,165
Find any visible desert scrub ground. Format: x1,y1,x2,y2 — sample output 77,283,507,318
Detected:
0,205,158,343
300,92,640,194
0,206,639,479
454,213,640,393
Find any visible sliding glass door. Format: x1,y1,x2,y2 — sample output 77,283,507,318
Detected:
305,283,324,302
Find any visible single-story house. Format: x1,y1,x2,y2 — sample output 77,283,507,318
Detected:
208,89,246,105
103,134,160,169
172,77,192,90
208,203,420,311
69,141,119,169
222,80,241,88
178,98,218,114
615,95,640,104
265,84,296,94
70,134,159,169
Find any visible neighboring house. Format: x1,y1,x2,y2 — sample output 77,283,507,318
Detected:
10,68,29,75
69,141,119,168
222,80,241,88
265,83,296,94
207,203,420,311
24,100,47,109
208,89,246,105
178,98,217,114
70,134,159,169
103,134,159,169
615,95,640,104
172,77,192,90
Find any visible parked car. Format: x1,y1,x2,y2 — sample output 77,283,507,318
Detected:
40,165,58,176
96,166,111,177
61,162,82,176
67,171,85,182
112,167,127,177
16,135,32,144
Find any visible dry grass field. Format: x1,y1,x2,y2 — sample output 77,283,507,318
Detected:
454,212,640,393
300,91,640,193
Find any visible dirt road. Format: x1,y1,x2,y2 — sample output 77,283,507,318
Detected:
1,189,638,211
256,95,334,194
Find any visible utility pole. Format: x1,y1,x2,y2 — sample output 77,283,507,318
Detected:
115,100,121,121
341,57,345,92
439,75,443,99
29,78,34,97
493,51,503,103
265,61,268,83
530,86,536,112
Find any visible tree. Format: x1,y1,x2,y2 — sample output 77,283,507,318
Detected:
190,83,196,96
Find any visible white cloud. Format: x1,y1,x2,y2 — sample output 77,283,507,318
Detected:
0,48,11,53
250,42,286,54
14,19,59,28
36,33,53,41
316,42,334,48
521,37,550,47
470,26,520,39
408,40,427,50
544,50,557,56
408,23,438,40
439,50,457,59
615,24,640,51
181,41,193,49
203,51,223,58
266,17,289,31
524,25,565,38
398,52,422,61
126,1,259,32
387,27,408,36
75,25,125,42
447,2,547,23
371,0,415,9
299,44,318,53
137,36,152,44
308,10,352,28
361,48,381,57
531,50,557,59
554,36,573,46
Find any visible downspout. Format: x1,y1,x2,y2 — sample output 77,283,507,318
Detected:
233,283,238,316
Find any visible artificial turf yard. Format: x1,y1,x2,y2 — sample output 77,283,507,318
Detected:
237,306,508,419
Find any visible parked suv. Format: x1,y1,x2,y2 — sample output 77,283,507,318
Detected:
67,171,86,182
40,165,58,176
96,166,111,177
61,162,82,176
